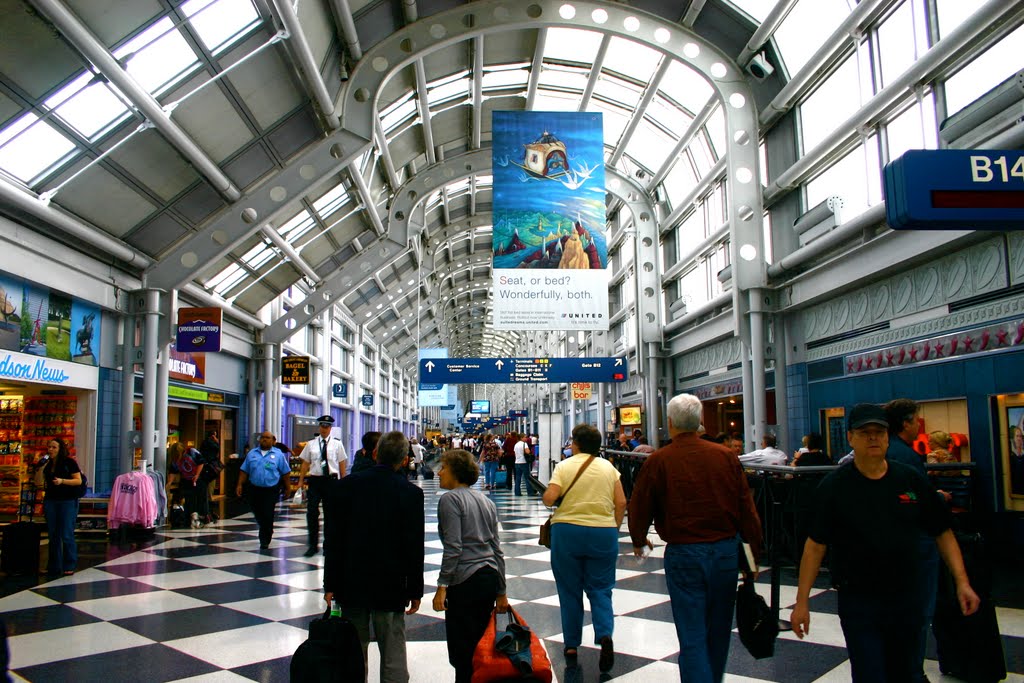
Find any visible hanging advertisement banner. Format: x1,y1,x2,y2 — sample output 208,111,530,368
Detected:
176,307,222,352
491,111,608,330
169,343,207,384
0,270,101,366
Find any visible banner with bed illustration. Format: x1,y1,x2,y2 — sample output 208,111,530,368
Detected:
491,111,609,331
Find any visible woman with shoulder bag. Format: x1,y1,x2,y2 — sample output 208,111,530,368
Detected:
41,438,82,577
542,424,626,673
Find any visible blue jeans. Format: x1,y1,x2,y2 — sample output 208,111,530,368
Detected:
514,463,529,495
44,498,78,574
838,589,922,682
550,523,618,649
664,538,738,683
483,461,498,487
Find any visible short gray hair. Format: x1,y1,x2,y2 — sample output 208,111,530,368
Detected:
667,394,703,432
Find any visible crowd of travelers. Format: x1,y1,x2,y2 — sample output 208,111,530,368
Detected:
160,392,980,683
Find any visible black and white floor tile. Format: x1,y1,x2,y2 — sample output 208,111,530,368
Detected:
2,479,1023,682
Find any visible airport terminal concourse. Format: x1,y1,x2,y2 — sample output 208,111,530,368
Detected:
1,0,1023,680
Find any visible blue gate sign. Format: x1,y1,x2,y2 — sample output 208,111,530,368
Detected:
361,394,373,407
418,356,628,386
883,149,1024,230
332,383,347,398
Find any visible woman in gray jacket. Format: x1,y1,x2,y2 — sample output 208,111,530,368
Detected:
432,449,509,683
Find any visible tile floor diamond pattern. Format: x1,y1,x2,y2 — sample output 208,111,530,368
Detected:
1,477,1022,682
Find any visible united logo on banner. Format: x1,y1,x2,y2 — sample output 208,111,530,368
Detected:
491,111,608,330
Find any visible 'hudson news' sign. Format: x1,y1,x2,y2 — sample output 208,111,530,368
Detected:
0,350,99,389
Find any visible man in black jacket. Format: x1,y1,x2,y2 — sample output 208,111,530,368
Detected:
324,431,424,682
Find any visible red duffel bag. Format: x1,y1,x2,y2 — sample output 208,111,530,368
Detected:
471,607,553,683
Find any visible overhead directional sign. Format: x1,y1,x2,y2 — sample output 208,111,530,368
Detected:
418,357,628,385
883,149,1024,230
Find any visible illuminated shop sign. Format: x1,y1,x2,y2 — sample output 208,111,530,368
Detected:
0,350,98,388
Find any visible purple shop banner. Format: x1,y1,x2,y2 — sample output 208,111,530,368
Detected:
177,306,222,353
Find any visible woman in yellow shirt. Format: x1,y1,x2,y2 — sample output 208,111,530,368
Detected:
542,424,627,673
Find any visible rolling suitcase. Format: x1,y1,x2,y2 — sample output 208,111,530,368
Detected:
932,532,1006,682
1,521,42,575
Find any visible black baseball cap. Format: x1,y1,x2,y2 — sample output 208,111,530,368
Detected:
316,415,335,426
848,403,887,431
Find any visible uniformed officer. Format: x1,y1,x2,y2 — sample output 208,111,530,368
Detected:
236,431,291,550
297,415,348,556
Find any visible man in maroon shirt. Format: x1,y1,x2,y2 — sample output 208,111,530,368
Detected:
629,393,762,682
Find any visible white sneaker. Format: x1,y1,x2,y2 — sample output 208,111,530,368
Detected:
190,512,201,529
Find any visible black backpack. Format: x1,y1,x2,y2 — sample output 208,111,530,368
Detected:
290,608,364,682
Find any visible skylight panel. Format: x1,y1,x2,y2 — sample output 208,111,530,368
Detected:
594,75,642,109
538,66,588,93
208,263,246,295
624,124,675,173
482,68,528,91
46,72,130,139
279,209,315,243
726,0,776,22
706,106,726,159
660,61,713,112
0,113,76,184
603,37,660,83
543,28,603,64
182,0,260,54
591,101,628,144
381,98,417,134
646,96,692,136
428,77,470,105
312,183,351,219
114,17,199,95
533,91,580,113
242,242,276,270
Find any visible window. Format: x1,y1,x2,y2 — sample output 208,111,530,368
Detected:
885,96,938,163
0,113,76,184
943,23,1024,117
774,0,850,76
805,136,882,221
800,51,869,153
46,72,130,140
362,363,374,386
182,0,261,55
876,0,929,90
114,17,199,96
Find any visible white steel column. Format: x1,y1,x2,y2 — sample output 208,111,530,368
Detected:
750,292,767,451
141,289,163,468
120,314,136,474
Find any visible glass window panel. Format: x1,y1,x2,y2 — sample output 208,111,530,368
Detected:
774,0,850,76
759,141,769,186
538,66,588,92
646,95,692,135
544,28,603,63
312,183,350,219
182,0,260,54
209,264,247,295
934,0,975,39
114,18,199,95
243,243,276,269
380,98,417,134
428,76,470,106
624,124,674,173
799,53,862,153
679,265,706,308
943,24,1024,117
592,102,628,144
46,72,129,139
662,157,698,208
279,209,315,243
706,184,724,226
604,36,661,82
659,61,713,109
534,90,581,112
805,136,881,221
728,0,777,22
706,105,726,159
877,0,929,89
0,113,76,183
690,138,713,177
886,95,937,163
482,68,528,91
593,75,642,109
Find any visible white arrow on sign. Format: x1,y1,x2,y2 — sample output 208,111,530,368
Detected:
614,358,624,366
495,360,504,370
425,361,435,371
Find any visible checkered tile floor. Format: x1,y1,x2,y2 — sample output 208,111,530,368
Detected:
2,479,1023,682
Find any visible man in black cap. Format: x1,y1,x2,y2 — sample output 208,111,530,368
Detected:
297,415,348,557
791,403,979,682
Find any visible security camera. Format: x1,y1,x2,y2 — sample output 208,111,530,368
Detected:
339,64,350,82
746,52,775,81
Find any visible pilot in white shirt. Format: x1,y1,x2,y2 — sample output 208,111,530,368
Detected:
297,415,348,556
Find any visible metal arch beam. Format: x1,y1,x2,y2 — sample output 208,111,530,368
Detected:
414,61,437,165
338,0,765,296
648,95,718,191
608,57,671,167
579,35,610,112
348,161,386,236
145,127,370,290
29,0,242,202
